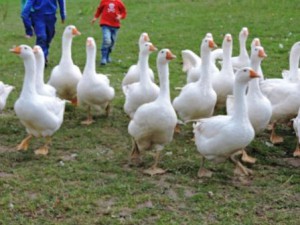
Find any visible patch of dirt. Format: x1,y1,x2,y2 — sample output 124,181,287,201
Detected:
0,172,15,178
282,158,300,167
0,145,16,153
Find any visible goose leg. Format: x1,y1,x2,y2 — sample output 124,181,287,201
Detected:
293,139,300,157
197,157,213,178
105,103,111,117
241,149,256,164
81,106,95,125
230,153,253,176
71,97,78,106
130,139,142,166
143,150,166,176
35,136,51,155
270,122,283,144
17,134,33,151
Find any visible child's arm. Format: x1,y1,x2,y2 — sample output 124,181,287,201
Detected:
57,0,67,23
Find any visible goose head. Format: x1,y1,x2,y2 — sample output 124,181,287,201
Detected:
63,25,81,38
157,49,176,65
86,37,96,50
222,33,233,49
201,36,217,53
251,46,267,62
239,27,249,41
251,38,261,50
10,45,34,60
235,67,259,84
140,42,157,56
139,32,150,46
33,45,44,60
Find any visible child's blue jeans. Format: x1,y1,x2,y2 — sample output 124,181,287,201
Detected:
100,25,119,64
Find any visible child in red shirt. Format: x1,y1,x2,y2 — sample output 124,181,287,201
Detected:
91,0,127,65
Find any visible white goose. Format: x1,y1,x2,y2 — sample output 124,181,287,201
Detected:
0,81,14,112
281,41,300,82
77,37,115,125
128,49,177,176
292,107,300,157
10,45,66,155
251,38,264,79
173,36,217,122
182,33,220,83
227,46,272,163
211,34,235,109
260,70,300,144
33,45,56,97
48,25,82,104
123,42,159,118
231,27,250,71
122,32,154,92
193,67,259,177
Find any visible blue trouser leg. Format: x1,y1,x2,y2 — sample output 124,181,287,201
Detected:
32,13,56,61
22,15,34,36
101,25,119,64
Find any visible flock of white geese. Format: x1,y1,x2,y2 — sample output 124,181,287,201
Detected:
1,25,300,177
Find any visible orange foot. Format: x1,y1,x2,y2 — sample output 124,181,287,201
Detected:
81,119,95,125
143,166,166,176
34,146,49,155
241,150,256,164
17,135,32,151
293,148,300,157
197,167,213,178
270,134,283,144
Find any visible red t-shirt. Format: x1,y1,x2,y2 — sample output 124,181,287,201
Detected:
94,0,127,28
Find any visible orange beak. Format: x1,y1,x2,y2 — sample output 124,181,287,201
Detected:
87,39,93,46
258,49,267,58
10,46,21,54
33,46,39,53
149,44,157,52
249,69,260,78
209,40,217,48
255,39,261,46
72,28,81,36
144,34,150,42
166,50,176,60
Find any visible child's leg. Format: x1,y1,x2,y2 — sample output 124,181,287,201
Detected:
44,14,57,63
107,27,119,63
22,16,34,37
32,14,48,59
100,26,112,65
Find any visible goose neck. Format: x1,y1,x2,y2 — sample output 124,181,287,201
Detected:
248,59,263,96
289,47,300,79
83,49,96,76
222,45,233,71
60,36,74,64
232,80,248,122
198,49,212,87
21,56,37,97
138,53,151,84
157,62,170,101
35,55,45,87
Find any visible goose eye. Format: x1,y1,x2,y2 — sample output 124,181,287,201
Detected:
161,51,164,54
24,47,27,50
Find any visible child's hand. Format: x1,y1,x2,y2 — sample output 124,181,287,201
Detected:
116,14,122,21
91,17,97,24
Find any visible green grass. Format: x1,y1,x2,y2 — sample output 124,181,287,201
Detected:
1,0,300,224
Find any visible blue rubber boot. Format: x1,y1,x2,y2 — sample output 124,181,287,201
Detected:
101,49,108,65
107,48,112,63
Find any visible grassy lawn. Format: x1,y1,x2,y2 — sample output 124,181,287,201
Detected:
0,0,300,224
